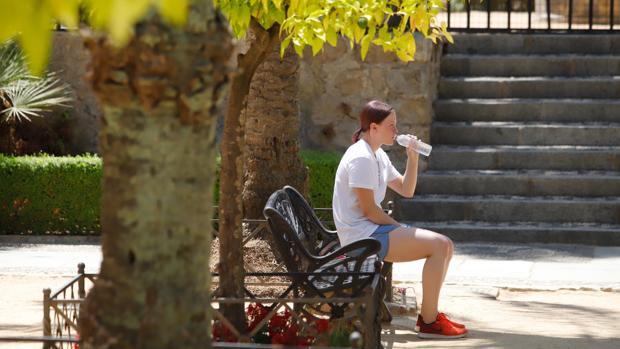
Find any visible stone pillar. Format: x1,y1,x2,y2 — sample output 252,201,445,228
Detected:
48,31,102,154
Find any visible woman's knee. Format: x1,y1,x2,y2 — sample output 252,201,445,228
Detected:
432,234,453,259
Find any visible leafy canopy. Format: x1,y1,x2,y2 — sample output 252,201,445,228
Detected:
0,0,187,75
217,0,452,61
1,0,450,75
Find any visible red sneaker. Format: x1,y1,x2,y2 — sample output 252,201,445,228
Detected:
417,313,468,339
416,312,466,330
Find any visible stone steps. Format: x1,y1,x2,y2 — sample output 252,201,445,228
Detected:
434,98,620,123
407,33,620,245
439,76,620,99
417,170,620,196
442,54,620,77
431,121,620,146
445,33,620,55
404,220,620,245
428,145,620,171
396,195,620,224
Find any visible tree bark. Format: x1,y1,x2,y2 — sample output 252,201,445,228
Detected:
242,43,308,219
218,20,279,330
78,3,232,349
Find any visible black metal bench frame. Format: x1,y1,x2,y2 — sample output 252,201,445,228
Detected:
281,185,394,323
263,189,384,349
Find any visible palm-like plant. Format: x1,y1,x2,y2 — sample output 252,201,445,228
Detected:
0,40,72,123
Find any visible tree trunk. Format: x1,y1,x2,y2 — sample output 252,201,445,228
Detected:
78,3,232,349
242,43,308,219
218,20,279,331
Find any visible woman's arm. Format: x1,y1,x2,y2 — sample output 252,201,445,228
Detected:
388,143,419,198
354,188,401,225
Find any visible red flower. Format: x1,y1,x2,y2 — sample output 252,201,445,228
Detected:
271,332,288,344
212,321,237,342
315,319,329,333
247,303,268,331
269,313,288,334
296,336,313,346
73,334,80,349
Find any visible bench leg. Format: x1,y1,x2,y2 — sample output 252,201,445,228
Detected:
363,281,384,349
380,262,393,323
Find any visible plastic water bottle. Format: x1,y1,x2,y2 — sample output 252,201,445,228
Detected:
395,134,432,157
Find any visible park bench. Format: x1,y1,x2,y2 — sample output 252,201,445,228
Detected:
263,189,385,349
281,185,394,323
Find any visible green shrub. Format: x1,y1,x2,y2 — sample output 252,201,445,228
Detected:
0,151,343,234
0,154,102,234
301,150,341,208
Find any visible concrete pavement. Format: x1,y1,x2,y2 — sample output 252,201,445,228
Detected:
1,240,619,348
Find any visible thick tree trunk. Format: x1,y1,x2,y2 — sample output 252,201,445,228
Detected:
78,3,232,349
218,21,279,330
242,43,308,219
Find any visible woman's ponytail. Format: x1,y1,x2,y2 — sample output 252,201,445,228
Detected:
351,127,363,144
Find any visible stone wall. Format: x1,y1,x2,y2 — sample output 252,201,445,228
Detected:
42,32,442,164
298,34,442,171
48,31,102,154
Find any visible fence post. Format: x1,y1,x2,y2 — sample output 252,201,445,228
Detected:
78,263,86,298
43,288,51,349
384,201,395,302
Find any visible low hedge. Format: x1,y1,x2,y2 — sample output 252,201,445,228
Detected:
0,151,342,234
0,154,102,234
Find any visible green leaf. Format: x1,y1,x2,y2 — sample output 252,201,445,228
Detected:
158,0,188,25
441,22,454,43
360,27,375,61
19,4,54,76
107,0,151,45
50,0,80,28
326,26,338,47
313,25,327,41
310,37,324,55
293,41,304,57
280,36,292,57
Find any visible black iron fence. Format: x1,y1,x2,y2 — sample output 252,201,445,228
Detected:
444,0,619,32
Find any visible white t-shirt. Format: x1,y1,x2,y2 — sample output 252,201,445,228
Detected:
332,139,402,247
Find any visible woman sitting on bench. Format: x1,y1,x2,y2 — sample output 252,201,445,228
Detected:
332,100,468,339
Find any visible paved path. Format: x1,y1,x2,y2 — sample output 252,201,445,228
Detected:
394,242,620,291
1,241,619,348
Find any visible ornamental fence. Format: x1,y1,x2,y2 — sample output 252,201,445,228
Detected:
442,0,620,31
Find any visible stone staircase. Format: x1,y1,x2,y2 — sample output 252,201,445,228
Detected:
396,33,620,245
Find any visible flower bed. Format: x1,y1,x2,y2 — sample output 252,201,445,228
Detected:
212,303,354,347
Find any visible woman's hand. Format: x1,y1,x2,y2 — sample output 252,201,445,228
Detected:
405,134,420,161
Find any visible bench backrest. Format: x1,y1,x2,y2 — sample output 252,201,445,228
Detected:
263,189,316,273
282,185,339,255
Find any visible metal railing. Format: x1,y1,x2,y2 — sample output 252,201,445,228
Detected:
36,204,392,347
38,265,366,348
443,0,619,32
42,263,97,348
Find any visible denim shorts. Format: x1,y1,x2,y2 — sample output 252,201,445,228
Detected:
369,224,401,260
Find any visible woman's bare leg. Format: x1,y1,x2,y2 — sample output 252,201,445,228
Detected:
384,227,454,322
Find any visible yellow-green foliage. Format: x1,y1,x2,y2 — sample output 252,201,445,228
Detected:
0,0,188,75
216,0,452,61
0,152,342,234
2,0,450,75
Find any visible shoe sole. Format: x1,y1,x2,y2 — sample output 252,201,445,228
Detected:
417,332,467,339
